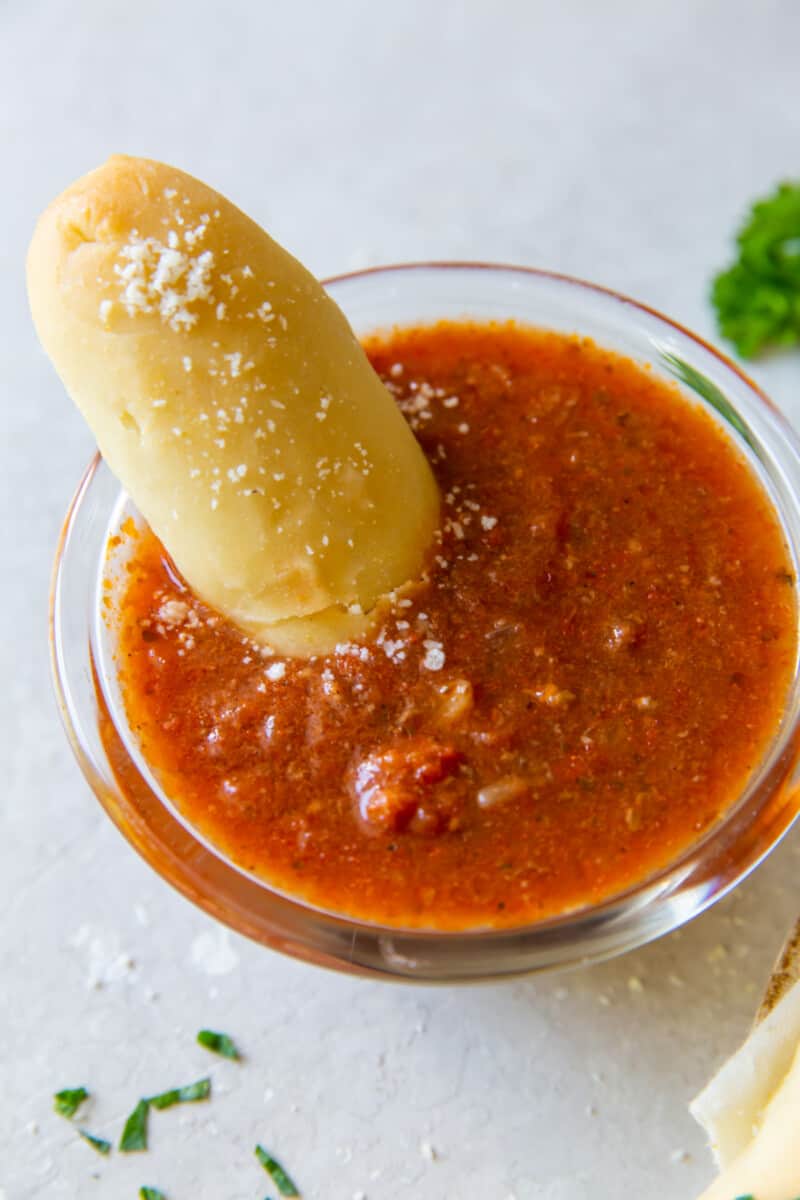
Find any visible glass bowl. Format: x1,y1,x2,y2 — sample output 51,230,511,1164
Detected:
50,263,800,982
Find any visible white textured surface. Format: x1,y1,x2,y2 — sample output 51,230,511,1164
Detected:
3,1,800,1196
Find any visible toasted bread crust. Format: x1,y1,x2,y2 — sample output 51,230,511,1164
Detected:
758,917,800,1025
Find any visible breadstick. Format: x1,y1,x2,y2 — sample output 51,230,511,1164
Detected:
28,156,439,652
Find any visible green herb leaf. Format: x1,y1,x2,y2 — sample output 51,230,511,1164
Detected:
53,1086,89,1118
254,1145,300,1196
148,1077,211,1110
197,1028,241,1060
139,1189,167,1199
79,1129,111,1155
712,181,800,358
119,1099,150,1152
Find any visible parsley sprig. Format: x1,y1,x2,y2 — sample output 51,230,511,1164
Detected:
712,181,800,358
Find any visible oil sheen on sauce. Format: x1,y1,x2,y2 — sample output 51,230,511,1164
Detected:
107,323,797,930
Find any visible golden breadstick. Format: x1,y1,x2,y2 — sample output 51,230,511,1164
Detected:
28,156,439,652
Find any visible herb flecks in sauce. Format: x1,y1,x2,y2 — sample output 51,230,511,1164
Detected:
110,324,797,929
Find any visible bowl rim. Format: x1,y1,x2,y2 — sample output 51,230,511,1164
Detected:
49,260,800,980
323,259,785,418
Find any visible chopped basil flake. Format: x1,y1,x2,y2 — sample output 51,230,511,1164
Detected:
119,1099,150,1152
197,1028,240,1060
54,1086,89,1118
148,1077,211,1110
79,1129,111,1155
254,1145,300,1196
139,1189,167,1199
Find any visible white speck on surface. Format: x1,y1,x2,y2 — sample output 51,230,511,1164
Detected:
265,661,286,681
422,640,445,671
420,1140,438,1162
189,925,239,976
68,924,136,989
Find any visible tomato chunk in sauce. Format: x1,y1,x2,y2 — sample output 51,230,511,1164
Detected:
110,324,797,930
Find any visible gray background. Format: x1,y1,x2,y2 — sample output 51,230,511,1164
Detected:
3,1,800,1196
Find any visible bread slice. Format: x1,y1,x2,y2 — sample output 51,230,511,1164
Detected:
691,919,800,1174
28,157,439,653
694,1031,800,1199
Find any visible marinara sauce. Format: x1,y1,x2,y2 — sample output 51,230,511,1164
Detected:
110,324,797,929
